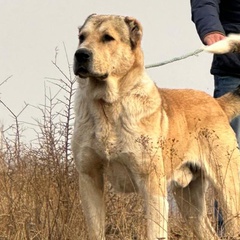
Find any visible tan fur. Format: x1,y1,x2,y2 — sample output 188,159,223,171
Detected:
72,14,240,240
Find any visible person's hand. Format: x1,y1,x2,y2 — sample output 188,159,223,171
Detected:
203,33,226,45
203,33,240,54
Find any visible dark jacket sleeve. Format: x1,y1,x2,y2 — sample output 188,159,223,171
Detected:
191,0,225,43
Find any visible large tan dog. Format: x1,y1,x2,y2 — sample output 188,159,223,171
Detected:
72,14,240,240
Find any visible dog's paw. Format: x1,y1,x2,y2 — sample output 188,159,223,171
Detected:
203,33,240,54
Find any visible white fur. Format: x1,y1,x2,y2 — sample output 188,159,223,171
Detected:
203,33,240,54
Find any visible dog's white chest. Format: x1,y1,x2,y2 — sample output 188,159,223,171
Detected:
94,120,135,160
92,101,137,157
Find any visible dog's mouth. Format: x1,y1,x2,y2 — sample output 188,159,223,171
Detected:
77,67,89,77
75,67,108,81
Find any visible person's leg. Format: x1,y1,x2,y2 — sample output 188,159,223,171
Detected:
213,75,240,235
214,75,240,144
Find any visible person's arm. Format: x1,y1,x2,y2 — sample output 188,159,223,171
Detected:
191,0,225,44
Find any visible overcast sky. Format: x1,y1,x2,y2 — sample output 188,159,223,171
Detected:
0,0,213,141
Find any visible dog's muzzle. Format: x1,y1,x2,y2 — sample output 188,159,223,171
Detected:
73,48,108,80
73,48,92,77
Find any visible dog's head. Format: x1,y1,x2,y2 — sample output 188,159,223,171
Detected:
73,14,143,81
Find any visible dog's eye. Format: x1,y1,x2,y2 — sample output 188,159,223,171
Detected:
102,34,115,42
79,34,86,43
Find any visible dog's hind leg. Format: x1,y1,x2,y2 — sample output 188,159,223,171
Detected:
171,167,219,240
210,147,240,238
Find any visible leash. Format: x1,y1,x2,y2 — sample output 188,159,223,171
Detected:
145,48,203,69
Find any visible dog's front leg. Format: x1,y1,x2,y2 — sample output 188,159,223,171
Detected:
76,150,105,240
143,173,169,240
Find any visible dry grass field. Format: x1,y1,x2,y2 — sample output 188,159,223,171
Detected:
0,146,196,240
0,138,221,240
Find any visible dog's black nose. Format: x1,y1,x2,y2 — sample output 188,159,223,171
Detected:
74,48,92,63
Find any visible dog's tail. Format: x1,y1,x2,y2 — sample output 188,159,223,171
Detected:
216,85,240,121
203,34,240,54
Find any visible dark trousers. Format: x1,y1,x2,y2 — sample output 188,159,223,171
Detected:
214,75,240,234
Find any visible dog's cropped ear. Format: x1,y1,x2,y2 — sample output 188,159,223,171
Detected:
86,13,97,20
79,14,97,32
124,17,143,49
